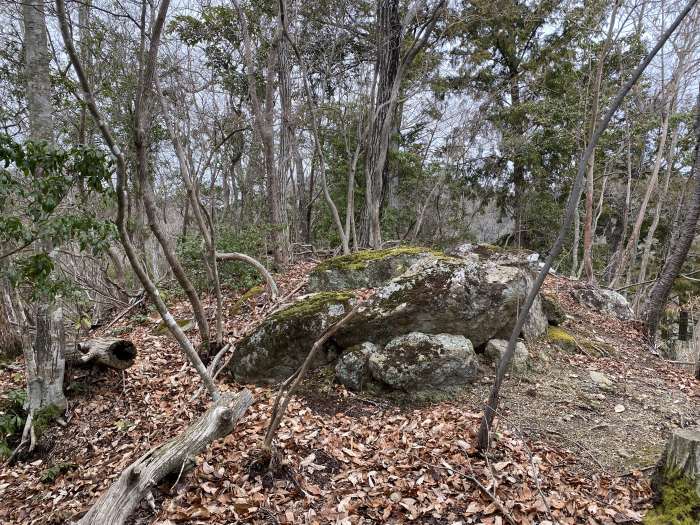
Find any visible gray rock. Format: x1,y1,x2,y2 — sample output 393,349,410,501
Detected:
368,332,477,391
589,370,614,390
335,342,379,390
226,291,356,383
337,255,548,348
308,247,433,292
484,339,529,372
571,287,634,321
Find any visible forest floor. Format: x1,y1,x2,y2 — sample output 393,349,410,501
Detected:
1,262,699,524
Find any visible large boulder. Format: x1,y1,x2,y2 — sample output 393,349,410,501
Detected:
227,291,355,383
367,332,478,391
570,287,634,321
308,247,435,292
336,255,548,349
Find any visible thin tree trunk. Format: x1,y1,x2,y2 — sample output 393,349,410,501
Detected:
610,99,673,288
476,0,696,450
570,205,580,278
582,0,620,282
21,0,67,453
644,87,700,340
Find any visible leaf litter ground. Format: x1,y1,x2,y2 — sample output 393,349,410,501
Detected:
0,265,698,524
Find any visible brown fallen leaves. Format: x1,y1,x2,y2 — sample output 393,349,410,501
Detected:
0,265,693,524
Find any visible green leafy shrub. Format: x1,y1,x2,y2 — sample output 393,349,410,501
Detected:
177,224,271,292
0,388,27,458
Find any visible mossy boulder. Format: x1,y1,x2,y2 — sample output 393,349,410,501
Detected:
367,332,478,391
308,247,439,292
226,291,356,383
336,256,548,349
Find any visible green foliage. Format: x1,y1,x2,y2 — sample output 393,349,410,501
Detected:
0,388,27,458
177,224,270,292
0,135,115,299
39,462,77,484
33,404,62,437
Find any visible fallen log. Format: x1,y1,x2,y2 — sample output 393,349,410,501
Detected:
76,389,253,525
65,337,137,370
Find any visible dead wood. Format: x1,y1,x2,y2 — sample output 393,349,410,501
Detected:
65,337,137,370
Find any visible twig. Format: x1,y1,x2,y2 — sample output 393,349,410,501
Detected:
421,460,517,525
104,294,145,330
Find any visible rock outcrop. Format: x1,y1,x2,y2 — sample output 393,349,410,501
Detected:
226,245,548,386
336,255,548,349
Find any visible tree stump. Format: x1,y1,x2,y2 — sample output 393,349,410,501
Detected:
663,427,700,496
65,337,137,370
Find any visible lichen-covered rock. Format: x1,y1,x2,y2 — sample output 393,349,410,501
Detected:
337,255,548,348
541,294,567,325
570,287,634,321
335,342,379,390
484,339,529,372
226,292,355,383
308,247,436,292
367,332,477,391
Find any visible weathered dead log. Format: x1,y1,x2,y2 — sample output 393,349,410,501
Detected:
65,337,137,370
76,389,253,525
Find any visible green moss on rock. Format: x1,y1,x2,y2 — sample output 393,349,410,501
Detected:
547,326,578,353
314,246,443,273
270,291,355,323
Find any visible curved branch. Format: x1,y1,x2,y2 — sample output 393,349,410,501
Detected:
216,252,279,300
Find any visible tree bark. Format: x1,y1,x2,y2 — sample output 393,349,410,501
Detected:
77,390,253,525
644,87,700,340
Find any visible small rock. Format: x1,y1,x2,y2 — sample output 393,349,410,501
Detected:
614,404,626,413
335,342,379,391
484,339,529,372
589,370,614,390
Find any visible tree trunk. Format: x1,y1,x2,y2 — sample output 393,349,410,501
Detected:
644,87,700,340
582,0,620,282
610,101,672,288
22,0,67,450
65,338,137,370
77,390,253,525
